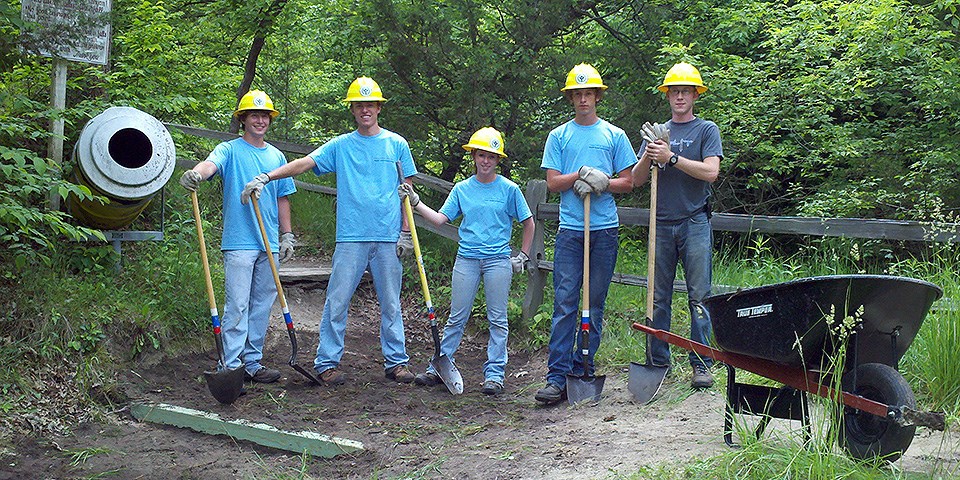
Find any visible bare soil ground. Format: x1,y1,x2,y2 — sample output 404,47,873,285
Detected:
2,260,958,479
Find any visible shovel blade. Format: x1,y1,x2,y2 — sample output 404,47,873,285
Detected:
204,366,245,404
431,355,464,395
628,362,669,404
565,374,606,405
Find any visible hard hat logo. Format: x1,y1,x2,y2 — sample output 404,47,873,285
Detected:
462,127,507,158
234,90,280,118
561,63,608,92
359,86,373,97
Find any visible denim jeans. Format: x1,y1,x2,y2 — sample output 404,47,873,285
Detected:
221,250,278,376
425,255,512,383
546,227,619,388
314,242,409,372
650,211,714,368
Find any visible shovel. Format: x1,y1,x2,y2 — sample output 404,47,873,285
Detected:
251,194,322,386
191,191,245,404
398,163,463,394
628,165,670,403
566,194,606,405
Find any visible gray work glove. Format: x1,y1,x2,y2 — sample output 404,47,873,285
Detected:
573,178,594,199
578,166,610,193
511,251,530,274
397,231,414,257
179,170,202,192
279,232,295,263
641,121,671,168
241,173,271,205
398,183,420,207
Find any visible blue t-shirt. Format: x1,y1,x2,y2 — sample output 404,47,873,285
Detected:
309,129,417,242
439,175,533,259
639,117,723,222
540,119,636,230
207,137,296,252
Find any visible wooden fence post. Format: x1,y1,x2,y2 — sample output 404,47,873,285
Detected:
522,179,548,322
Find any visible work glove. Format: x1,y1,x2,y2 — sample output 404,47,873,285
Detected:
241,173,271,205
578,166,610,193
573,179,594,199
511,251,530,274
398,183,420,207
396,231,414,258
179,170,202,192
279,232,295,263
640,122,671,168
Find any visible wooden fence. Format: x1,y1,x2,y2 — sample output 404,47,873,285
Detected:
167,123,960,320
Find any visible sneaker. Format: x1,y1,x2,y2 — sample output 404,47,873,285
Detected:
691,364,714,388
385,364,415,383
245,367,281,384
414,371,441,386
318,367,345,385
482,380,503,396
534,383,566,405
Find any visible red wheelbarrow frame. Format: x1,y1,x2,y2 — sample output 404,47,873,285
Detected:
630,322,945,431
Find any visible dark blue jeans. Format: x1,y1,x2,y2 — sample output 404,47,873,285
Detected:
546,227,619,387
650,211,714,368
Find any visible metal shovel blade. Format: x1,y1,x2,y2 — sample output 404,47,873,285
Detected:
204,366,245,404
565,374,606,405
628,362,669,404
431,354,464,394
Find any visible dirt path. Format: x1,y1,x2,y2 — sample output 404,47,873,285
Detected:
3,266,958,479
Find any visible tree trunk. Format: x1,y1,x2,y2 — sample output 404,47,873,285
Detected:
228,0,290,134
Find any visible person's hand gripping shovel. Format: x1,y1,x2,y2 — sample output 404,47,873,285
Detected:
628,122,671,403
398,163,464,394
191,191,245,404
250,192,322,386
565,193,607,405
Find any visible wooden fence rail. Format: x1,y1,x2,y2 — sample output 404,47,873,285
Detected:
167,124,960,320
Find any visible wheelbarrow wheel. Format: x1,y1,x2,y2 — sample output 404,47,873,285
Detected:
839,362,916,462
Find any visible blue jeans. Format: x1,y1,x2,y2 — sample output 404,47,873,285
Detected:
546,227,619,388
426,255,512,383
314,242,409,372
650,211,714,368
221,250,278,376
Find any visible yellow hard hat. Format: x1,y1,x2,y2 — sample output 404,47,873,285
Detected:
234,90,279,118
658,62,708,94
343,76,387,103
462,127,506,158
561,63,608,92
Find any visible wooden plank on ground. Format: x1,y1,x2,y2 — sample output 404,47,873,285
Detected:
130,403,363,458
278,265,370,287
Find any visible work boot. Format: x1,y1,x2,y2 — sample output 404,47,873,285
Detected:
482,380,503,396
246,367,281,384
534,383,566,405
385,364,415,383
318,367,345,385
691,364,714,389
414,371,441,386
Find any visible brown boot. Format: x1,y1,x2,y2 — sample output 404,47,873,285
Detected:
385,364,415,383
318,367,345,385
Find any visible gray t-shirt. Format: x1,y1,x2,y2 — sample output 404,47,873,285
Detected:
640,117,723,223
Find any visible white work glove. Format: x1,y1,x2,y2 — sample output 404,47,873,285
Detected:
640,122,671,168
279,232,295,263
573,178,594,199
241,173,271,205
179,170,202,192
578,166,610,193
511,251,530,274
397,231,414,257
398,183,420,207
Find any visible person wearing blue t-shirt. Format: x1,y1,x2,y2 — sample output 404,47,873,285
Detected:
398,127,534,396
241,77,418,386
631,62,724,389
535,64,637,405
179,90,297,385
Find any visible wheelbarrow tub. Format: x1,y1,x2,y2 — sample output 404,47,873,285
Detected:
703,275,942,369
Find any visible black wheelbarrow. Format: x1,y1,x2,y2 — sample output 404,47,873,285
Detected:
631,274,946,462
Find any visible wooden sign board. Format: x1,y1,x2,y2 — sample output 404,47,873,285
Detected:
21,0,111,65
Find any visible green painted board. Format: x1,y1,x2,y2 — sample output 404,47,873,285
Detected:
130,402,363,458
